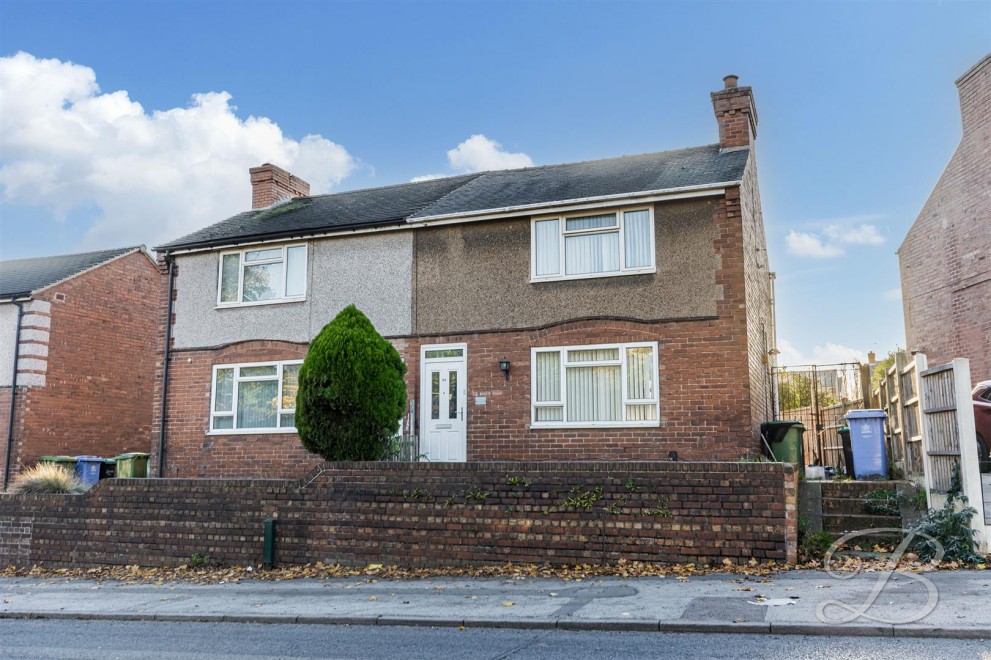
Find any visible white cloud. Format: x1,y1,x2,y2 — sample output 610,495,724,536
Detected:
785,231,845,259
447,134,533,172
0,51,357,250
777,338,865,366
410,134,533,181
823,223,885,245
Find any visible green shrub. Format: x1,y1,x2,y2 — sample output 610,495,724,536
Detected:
295,305,407,461
12,464,86,494
908,490,983,564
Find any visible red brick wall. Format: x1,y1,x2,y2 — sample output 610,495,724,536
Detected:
0,461,797,568
157,340,320,479
899,55,991,383
8,251,160,474
739,154,774,436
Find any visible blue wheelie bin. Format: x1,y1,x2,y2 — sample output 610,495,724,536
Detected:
74,455,103,488
844,410,888,479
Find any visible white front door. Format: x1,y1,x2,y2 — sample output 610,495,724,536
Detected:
420,343,467,462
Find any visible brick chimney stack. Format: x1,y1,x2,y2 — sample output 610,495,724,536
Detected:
249,163,311,209
711,74,758,150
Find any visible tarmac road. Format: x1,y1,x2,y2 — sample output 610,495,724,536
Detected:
1,619,989,659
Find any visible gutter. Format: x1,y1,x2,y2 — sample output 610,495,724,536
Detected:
156,258,176,478
3,294,30,490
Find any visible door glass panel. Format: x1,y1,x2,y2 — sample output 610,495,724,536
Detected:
449,370,458,420
431,372,440,420
425,349,464,359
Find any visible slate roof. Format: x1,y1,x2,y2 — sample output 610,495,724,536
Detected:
0,246,141,299
157,144,748,252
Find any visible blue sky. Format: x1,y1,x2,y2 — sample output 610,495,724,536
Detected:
0,0,988,366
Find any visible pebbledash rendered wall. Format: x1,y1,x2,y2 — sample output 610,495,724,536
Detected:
0,462,798,568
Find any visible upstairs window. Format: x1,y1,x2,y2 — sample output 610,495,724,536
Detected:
210,361,301,433
531,208,654,282
218,244,307,306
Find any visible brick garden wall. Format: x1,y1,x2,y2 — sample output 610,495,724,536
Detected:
0,461,797,568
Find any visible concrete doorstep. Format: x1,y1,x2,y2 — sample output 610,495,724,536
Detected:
1,569,989,640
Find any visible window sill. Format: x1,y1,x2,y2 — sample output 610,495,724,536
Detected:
530,267,656,284
530,421,660,430
207,428,298,436
215,298,306,310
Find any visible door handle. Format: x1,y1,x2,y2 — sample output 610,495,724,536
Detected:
459,407,464,421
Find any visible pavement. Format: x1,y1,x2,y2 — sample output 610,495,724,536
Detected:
1,569,990,640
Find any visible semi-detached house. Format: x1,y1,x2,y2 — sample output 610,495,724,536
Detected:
152,76,776,479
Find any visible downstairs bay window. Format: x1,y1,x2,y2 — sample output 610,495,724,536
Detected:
531,342,659,428
210,360,301,433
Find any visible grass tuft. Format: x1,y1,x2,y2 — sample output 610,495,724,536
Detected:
12,463,87,494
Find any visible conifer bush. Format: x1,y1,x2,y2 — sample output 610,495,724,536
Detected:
296,305,407,461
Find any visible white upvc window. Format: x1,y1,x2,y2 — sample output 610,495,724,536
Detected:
531,342,659,428
217,244,307,306
530,207,655,282
209,360,302,434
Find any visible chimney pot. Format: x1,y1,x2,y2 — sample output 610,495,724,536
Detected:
711,76,757,149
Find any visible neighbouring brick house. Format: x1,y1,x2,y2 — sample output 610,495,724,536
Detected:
899,53,991,383
0,247,160,488
153,76,776,479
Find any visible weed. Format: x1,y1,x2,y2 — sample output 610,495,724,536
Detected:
410,488,425,499
506,475,531,488
11,464,86,494
797,516,834,562
624,477,640,493
641,498,671,517
862,488,899,517
603,501,624,515
467,488,491,502
189,553,225,568
442,496,457,508
912,487,928,511
564,486,603,510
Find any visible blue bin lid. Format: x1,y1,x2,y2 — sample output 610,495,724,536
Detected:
75,455,103,460
845,409,887,420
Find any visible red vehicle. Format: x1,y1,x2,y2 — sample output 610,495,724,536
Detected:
975,380,991,473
